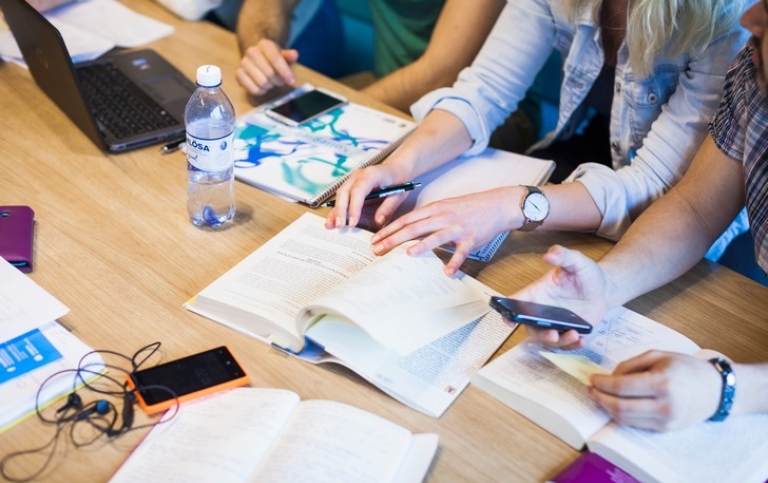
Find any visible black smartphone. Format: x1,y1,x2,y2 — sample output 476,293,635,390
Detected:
265,88,347,126
489,296,593,334
126,346,250,414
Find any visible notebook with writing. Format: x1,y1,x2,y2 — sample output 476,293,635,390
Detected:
0,0,195,152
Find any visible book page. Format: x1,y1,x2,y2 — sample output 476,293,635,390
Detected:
589,414,768,483
110,388,301,482
300,245,489,354
471,307,702,449
187,213,376,351
306,310,512,417
253,399,431,482
0,259,69,342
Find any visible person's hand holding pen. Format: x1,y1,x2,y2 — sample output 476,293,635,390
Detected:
324,163,415,230
322,182,421,208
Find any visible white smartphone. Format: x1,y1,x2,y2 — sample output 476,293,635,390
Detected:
264,88,348,126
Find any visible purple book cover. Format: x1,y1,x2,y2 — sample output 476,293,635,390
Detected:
549,452,639,483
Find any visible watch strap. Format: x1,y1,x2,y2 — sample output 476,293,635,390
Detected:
708,357,736,422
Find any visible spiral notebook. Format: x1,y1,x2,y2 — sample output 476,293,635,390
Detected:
233,85,416,207
395,148,555,262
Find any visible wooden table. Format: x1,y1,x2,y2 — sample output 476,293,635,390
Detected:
1,2,767,481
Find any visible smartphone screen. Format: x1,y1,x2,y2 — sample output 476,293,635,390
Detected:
489,297,593,334
127,346,249,413
266,89,347,125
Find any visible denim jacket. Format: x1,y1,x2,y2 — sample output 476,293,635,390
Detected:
411,0,749,239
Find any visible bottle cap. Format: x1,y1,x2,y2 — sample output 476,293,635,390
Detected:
196,65,222,87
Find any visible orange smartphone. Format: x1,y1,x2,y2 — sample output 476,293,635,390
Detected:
126,346,250,414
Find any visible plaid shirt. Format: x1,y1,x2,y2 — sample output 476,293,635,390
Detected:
709,45,768,274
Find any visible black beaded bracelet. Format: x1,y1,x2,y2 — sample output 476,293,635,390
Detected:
708,357,736,422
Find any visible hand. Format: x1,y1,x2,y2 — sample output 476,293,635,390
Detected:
510,245,613,350
588,351,722,431
325,163,411,230
236,38,299,96
367,188,520,277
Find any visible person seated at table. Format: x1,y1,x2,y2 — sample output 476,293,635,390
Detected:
325,0,750,278
509,0,768,431
234,0,542,152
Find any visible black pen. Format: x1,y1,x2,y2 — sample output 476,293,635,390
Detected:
160,139,185,154
322,182,421,208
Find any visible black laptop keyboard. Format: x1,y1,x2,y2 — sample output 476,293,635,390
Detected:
77,62,179,140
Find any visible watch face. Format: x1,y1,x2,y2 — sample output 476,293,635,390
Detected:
523,192,549,222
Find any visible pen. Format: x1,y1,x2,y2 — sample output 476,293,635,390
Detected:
160,139,185,154
322,182,421,208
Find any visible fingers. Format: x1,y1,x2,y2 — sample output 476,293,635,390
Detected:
325,167,399,228
587,387,670,431
371,208,434,253
236,39,297,96
591,369,666,398
611,350,668,376
543,244,592,275
444,243,472,277
524,326,585,350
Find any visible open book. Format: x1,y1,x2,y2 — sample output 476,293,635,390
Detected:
233,84,416,207
109,387,438,483
471,307,768,483
394,148,555,262
185,212,513,417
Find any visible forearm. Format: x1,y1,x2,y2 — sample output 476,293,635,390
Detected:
363,0,506,113
236,0,298,53
383,109,472,181
732,362,768,415
539,182,603,232
598,136,744,306
598,195,711,307
362,65,442,113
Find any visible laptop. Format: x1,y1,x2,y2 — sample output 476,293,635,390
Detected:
0,0,196,152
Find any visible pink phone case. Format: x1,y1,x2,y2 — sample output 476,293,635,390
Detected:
0,206,35,272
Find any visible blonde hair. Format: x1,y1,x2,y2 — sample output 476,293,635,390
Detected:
559,0,747,77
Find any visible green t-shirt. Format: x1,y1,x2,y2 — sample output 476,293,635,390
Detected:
368,0,446,77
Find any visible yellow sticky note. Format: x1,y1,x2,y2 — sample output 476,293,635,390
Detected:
539,351,610,385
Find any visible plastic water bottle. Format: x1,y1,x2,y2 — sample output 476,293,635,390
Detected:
185,65,236,227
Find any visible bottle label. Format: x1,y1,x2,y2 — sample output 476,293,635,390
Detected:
186,132,235,171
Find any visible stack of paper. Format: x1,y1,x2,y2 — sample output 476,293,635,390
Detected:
0,0,174,65
0,259,104,432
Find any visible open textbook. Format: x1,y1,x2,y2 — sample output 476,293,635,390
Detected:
110,387,438,483
185,213,514,417
394,147,555,262
0,0,173,65
0,259,105,431
233,84,416,207
471,307,768,483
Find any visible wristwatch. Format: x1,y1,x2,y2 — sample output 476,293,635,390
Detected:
708,357,736,422
519,185,550,231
